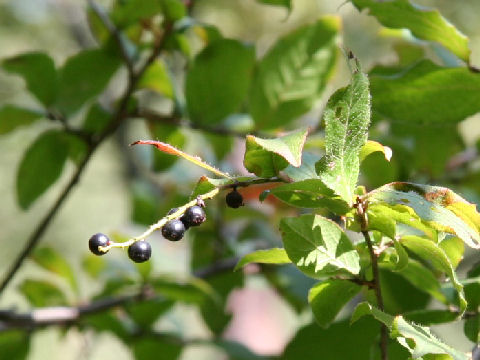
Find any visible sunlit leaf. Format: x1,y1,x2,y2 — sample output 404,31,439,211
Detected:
234,248,291,271
316,65,370,205
244,128,308,177
280,214,360,278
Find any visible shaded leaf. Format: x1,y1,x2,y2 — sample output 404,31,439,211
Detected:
19,279,67,307
138,60,174,98
0,105,45,135
244,128,308,177
351,0,470,62
280,214,360,278
133,337,182,360
16,130,69,209
215,340,265,360
152,275,218,305
57,48,121,114
126,299,173,328
0,331,30,360
352,302,469,360
2,52,58,106
234,248,291,271
256,0,291,9
82,103,111,134
269,179,349,214
249,17,339,129
31,247,78,294
186,39,255,125
316,66,370,205
400,235,466,313
308,279,361,327
283,152,319,181
464,314,480,343
370,60,480,125
404,310,459,325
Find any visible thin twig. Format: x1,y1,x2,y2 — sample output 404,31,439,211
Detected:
355,197,388,360
87,0,135,78
0,15,175,296
0,257,237,331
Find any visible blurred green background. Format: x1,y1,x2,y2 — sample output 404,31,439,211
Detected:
1,0,480,359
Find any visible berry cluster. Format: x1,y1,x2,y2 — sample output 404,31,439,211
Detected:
88,188,243,263
162,205,206,241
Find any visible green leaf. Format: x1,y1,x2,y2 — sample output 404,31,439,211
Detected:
400,235,466,314
351,0,470,62
82,254,106,278
367,182,480,249
283,152,319,181
2,52,58,106
31,247,78,294
138,60,174,98
234,248,291,271
16,130,69,209
283,318,407,359
152,275,218,305
308,279,361,327
404,310,459,325
82,103,111,134
160,0,186,21
186,39,255,125
0,331,30,360
126,299,173,328
256,0,291,9
367,203,437,240
18,279,68,307
392,240,409,272
280,214,360,278
249,16,339,129
370,60,480,125
360,140,392,163
316,67,371,205
215,340,265,360
57,48,121,114
133,338,182,360
111,0,162,27
351,302,469,360
439,237,464,269
269,179,350,214
464,314,480,343
243,128,308,177
393,259,447,304
0,105,45,135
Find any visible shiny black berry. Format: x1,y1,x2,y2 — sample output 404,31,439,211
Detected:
181,205,206,227
128,241,152,263
89,233,110,256
162,219,186,241
226,189,244,208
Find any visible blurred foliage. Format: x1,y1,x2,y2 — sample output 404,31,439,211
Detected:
1,0,480,359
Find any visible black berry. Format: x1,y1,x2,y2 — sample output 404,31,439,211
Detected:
128,241,152,263
181,205,206,227
89,233,110,256
162,219,186,241
226,189,244,208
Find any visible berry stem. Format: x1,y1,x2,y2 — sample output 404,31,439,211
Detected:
99,188,220,252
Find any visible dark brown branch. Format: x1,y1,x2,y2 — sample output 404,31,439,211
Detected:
0,257,237,331
87,0,135,78
355,197,388,360
0,16,175,296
